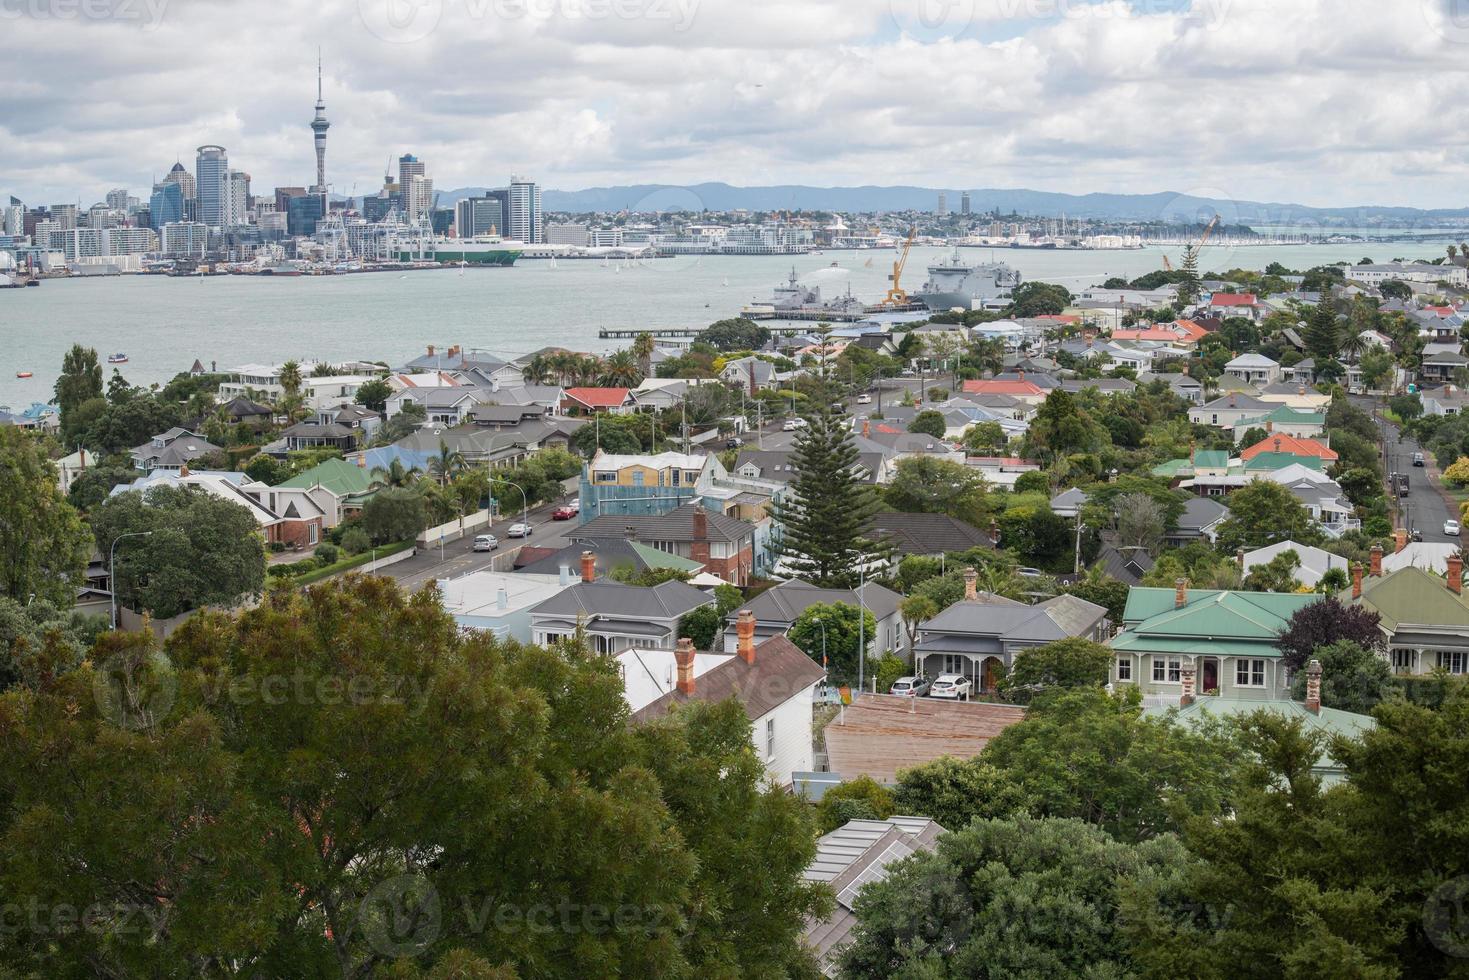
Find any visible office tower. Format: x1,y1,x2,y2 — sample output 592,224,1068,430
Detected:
162,162,196,221
961,191,971,216
937,191,948,217
287,193,324,236
105,188,129,211
49,204,78,229
228,171,250,227
87,203,113,228
310,54,330,195
2,202,22,237
196,145,229,228
455,195,506,238
508,175,541,243
150,182,185,229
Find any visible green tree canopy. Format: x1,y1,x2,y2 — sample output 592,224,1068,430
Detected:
787,601,875,686
999,637,1114,703
698,317,771,352
676,604,722,651
907,409,947,438
1214,480,1323,553
1287,639,1394,714
0,427,93,607
362,487,428,544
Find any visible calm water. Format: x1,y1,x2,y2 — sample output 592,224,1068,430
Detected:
0,240,1449,407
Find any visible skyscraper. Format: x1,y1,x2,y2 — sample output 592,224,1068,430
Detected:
961,191,971,216
399,154,432,222
196,145,229,228
310,52,330,195
228,170,250,227
105,188,129,211
937,191,948,217
150,181,185,229
508,175,541,243
163,162,196,221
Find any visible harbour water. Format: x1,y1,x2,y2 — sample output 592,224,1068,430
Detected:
0,241,1451,407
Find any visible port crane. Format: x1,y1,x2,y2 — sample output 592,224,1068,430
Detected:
882,226,916,306
1179,214,1220,266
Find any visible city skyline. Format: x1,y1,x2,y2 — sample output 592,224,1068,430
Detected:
6,0,1469,209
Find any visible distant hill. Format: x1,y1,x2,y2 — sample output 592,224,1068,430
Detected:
431,182,1469,224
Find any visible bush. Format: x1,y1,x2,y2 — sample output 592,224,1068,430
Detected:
314,543,340,565
1013,471,1051,495
269,541,287,553
815,776,895,834
340,528,370,556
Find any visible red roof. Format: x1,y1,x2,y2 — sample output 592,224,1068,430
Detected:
1240,434,1339,462
563,387,631,408
1209,293,1258,307
962,379,1044,397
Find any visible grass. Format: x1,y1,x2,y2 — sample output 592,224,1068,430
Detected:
270,540,415,587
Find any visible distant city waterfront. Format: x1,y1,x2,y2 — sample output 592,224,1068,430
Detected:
0,241,1451,407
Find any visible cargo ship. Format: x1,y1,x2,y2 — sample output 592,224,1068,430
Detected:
391,235,525,267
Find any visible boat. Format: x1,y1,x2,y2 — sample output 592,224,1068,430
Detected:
746,267,867,318
24,278,38,286
15,371,32,379
390,235,524,267
107,353,128,364
913,249,1023,312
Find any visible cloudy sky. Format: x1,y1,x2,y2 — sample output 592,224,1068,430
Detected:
5,0,1469,209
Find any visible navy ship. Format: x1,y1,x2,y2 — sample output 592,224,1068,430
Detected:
914,250,1023,311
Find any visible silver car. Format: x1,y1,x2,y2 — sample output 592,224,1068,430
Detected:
889,676,930,697
472,534,498,552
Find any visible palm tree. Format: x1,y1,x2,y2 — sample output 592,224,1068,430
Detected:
521,354,552,385
631,332,655,377
370,458,421,488
601,349,642,387
278,360,303,400
427,439,466,486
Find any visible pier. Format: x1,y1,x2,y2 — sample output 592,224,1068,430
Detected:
598,324,820,340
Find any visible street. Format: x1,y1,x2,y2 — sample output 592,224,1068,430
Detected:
379,498,585,590
1354,394,1460,543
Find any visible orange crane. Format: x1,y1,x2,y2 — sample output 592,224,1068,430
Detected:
883,227,916,306
1179,214,1220,266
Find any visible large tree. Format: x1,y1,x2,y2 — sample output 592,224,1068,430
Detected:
1214,480,1323,553
788,600,876,685
54,343,103,441
883,456,995,527
0,427,92,607
774,411,887,586
1275,595,1384,671
698,317,770,352
1304,292,1342,360
999,637,1114,703
1287,639,1394,713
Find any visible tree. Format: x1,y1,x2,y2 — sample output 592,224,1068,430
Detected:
1288,639,1394,713
890,756,1037,830
840,816,1199,979
1012,470,1051,495
774,412,887,587
370,457,421,489
1115,491,1167,554
815,776,894,834
898,594,938,655
630,331,656,377
961,420,1007,456
1305,293,1342,361
1242,548,1303,592
277,359,303,400
883,456,995,527
1214,480,1323,553
426,439,466,486
999,637,1113,703
54,343,103,442
1389,392,1423,421
1275,595,1384,671
699,317,770,352
1359,346,1394,391
1177,244,1202,304
0,595,104,692
1062,573,1131,623
375,401,427,444
908,409,947,438
788,601,875,685
244,453,292,486
0,427,92,607
1025,389,1108,462
1443,457,1469,487
1007,281,1073,318
712,582,743,617
65,464,137,513
362,487,428,543
676,604,722,651
353,377,392,414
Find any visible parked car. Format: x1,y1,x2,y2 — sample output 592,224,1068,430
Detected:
551,500,579,521
1413,452,1425,467
507,522,533,538
889,676,930,697
1445,519,1461,537
725,437,743,449
856,393,872,404
782,417,808,431
928,674,972,700
1016,567,1045,578
472,534,499,552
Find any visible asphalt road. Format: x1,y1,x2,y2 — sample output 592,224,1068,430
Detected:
1353,395,1460,543
381,499,584,591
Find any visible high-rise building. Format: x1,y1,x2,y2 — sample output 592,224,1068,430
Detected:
508,175,541,243
2,203,22,237
228,171,250,227
310,54,330,195
455,195,506,238
162,221,209,257
49,204,78,230
162,162,196,221
195,145,229,228
150,182,185,229
287,193,325,236
961,191,971,216
105,188,129,211
545,222,588,246
87,204,115,229
937,191,948,217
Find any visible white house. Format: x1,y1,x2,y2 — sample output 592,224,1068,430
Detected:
437,569,572,644
1223,353,1281,386
1241,540,1349,587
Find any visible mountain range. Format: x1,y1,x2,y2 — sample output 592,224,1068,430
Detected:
432,182,1469,225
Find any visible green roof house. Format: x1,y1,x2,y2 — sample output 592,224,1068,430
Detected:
1341,552,1469,677
277,457,379,527
1231,405,1326,440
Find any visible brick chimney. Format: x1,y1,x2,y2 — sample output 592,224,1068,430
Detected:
1304,658,1322,713
1180,663,1196,707
692,506,708,541
1352,562,1363,600
675,637,696,694
988,519,1000,547
736,609,756,664
580,550,596,583
1265,420,1274,433
1369,544,1383,578
1174,577,1189,609
690,507,711,569
1450,553,1463,596
963,567,978,601
427,344,435,356
1394,528,1407,554
1273,436,1282,453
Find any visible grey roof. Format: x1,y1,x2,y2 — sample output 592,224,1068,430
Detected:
724,579,901,629
1050,487,1089,511
220,395,272,417
1096,543,1154,586
862,431,954,454
918,593,1107,645
517,539,664,577
396,387,496,409
283,421,353,440
393,418,580,457
1058,377,1137,394
132,429,220,466
631,634,825,724
529,578,711,622
576,503,755,545
1196,393,1273,413
1177,496,1229,532
866,512,993,556
400,351,507,373
466,404,549,424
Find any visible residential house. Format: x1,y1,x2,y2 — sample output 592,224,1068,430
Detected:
385,415,585,471
718,579,905,658
219,395,273,427
1094,542,1155,586
561,387,635,416
628,614,826,787
1223,352,1281,386
55,448,98,494
526,569,714,652
866,512,995,560
1189,393,1275,429
113,470,326,549
734,446,890,486
822,695,1025,784
574,503,756,585
1058,377,1138,396
437,569,572,643
276,457,379,528
1164,496,1228,546
1049,487,1088,519
1230,406,1328,441
960,375,1048,405
579,451,724,522
1420,351,1468,385
1138,370,1205,405
719,356,779,391
1344,553,1469,677
1256,464,1360,536
964,456,1041,491
913,571,1109,692
1420,385,1469,417
1347,262,1468,287
1207,293,1263,321
1382,538,1462,577
1240,433,1338,465
386,386,495,426
130,428,221,473
1241,540,1348,587
1257,382,1331,412
628,378,689,412
277,419,360,455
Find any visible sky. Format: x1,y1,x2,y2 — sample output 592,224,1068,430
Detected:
5,0,1469,210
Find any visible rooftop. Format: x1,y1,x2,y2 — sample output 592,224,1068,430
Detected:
823,695,1025,784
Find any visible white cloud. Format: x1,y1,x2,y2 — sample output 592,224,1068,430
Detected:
3,0,1468,208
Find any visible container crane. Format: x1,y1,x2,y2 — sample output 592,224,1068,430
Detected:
882,226,916,306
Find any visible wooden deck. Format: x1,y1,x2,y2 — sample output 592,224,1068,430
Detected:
823,694,1025,784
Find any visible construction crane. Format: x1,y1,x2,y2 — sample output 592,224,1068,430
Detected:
882,227,916,306
1178,214,1220,267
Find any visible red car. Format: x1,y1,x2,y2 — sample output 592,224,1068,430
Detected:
552,500,580,521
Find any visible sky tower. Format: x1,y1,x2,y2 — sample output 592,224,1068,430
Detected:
310,51,329,195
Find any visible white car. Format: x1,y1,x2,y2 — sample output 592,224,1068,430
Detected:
856,393,872,404
1445,519,1461,537
782,417,808,431
507,522,533,538
928,674,972,700
471,534,498,552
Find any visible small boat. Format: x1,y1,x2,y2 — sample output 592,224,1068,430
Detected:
15,371,32,379
107,353,128,364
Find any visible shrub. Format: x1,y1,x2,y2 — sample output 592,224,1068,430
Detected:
314,543,340,565
341,528,370,556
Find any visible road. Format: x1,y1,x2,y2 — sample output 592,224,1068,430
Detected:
379,498,584,590
1353,394,1459,543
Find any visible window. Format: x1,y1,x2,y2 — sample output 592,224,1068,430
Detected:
670,469,680,486
631,471,644,487
1392,649,1414,673
594,471,616,483
1116,658,1132,682
1438,651,1467,674
1236,659,1266,687
765,718,775,759
309,523,319,546
1152,657,1181,683
942,655,967,676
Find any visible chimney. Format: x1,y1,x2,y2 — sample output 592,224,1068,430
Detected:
559,563,570,587
1369,544,1383,578
624,525,637,542
988,519,1000,547
862,418,870,438
1304,658,1322,713
1297,384,1306,396
1017,369,1025,380
1273,436,1282,453
1450,553,1463,595
1394,528,1407,554
748,361,757,399
1236,547,1245,570
427,344,435,356
736,609,756,664
1265,421,1274,433
675,637,696,694
1352,562,1363,600
1180,663,1196,707
1174,578,1189,609
692,507,708,542
496,587,509,610
963,567,978,601
580,550,596,583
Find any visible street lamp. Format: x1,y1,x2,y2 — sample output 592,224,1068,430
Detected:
488,473,529,532
109,530,154,630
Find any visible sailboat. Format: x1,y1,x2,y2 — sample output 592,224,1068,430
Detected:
549,255,558,269
722,277,729,286
864,257,874,268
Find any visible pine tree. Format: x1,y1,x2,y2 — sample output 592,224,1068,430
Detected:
775,411,888,587
1305,291,1342,360
1177,244,1202,304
